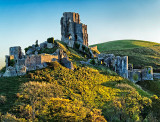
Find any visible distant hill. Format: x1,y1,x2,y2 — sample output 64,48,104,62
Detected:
91,40,160,72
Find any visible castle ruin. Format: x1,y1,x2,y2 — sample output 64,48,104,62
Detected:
98,54,154,82
61,12,88,47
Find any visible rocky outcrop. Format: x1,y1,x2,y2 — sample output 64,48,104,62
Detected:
60,58,74,70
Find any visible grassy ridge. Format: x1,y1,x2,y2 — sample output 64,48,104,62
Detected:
0,77,30,112
92,40,160,71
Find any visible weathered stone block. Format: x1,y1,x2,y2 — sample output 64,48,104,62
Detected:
128,69,142,83
40,42,47,48
153,73,160,79
10,46,23,60
142,66,153,81
3,66,17,77
60,58,74,70
17,65,26,76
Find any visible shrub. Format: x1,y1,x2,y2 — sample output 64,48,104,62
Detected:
74,42,80,49
85,46,89,53
47,37,54,44
24,46,32,53
0,66,6,73
90,59,95,65
133,74,138,81
82,45,85,51
0,95,6,105
1,113,26,122
9,59,15,67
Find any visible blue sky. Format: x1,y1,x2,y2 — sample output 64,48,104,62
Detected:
0,0,160,68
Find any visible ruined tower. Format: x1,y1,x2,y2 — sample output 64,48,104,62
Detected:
60,12,88,47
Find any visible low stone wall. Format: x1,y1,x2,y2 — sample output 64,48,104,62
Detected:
142,67,153,81
25,54,59,71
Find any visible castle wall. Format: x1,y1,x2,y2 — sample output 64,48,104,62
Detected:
98,54,128,79
25,55,41,71
5,55,14,67
115,56,128,78
25,54,59,71
10,46,23,60
41,54,58,63
128,69,142,83
141,67,153,81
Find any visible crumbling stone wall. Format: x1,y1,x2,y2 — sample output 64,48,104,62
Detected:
98,54,128,78
98,53,154,82
41,54,59,64
10,46,23,60
128,67,153,83
142,66,153,81
115,56,128,78
25,55,41,71
5,55,14,67
25,54,59,71
128,69,142,83
61,12,88,47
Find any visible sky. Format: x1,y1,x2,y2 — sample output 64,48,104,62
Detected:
0,0,160,68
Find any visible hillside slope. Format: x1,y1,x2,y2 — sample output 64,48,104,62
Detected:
0,41,160,121
92,40,160,72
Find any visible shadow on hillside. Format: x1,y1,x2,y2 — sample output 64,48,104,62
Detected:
0,77,30,114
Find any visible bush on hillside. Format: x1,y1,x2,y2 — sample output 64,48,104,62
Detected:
24,46,32,53
0,66,6,73
74,42,80,49
0,95,6,105
47,37,54,44
1,113,26,122
9,59,15,67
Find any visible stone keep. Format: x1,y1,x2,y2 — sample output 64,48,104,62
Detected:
10,46,23,60
61,12,88,47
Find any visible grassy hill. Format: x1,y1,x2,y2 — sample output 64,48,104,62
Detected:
0,40,160,121
91,40,160,72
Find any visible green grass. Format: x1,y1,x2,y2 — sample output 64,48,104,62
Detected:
0,77,30,113
91,40,160,52
137,80,160,97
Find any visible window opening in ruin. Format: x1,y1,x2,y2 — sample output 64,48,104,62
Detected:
75,35,77,41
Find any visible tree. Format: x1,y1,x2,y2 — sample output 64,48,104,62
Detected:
14,81,63,121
